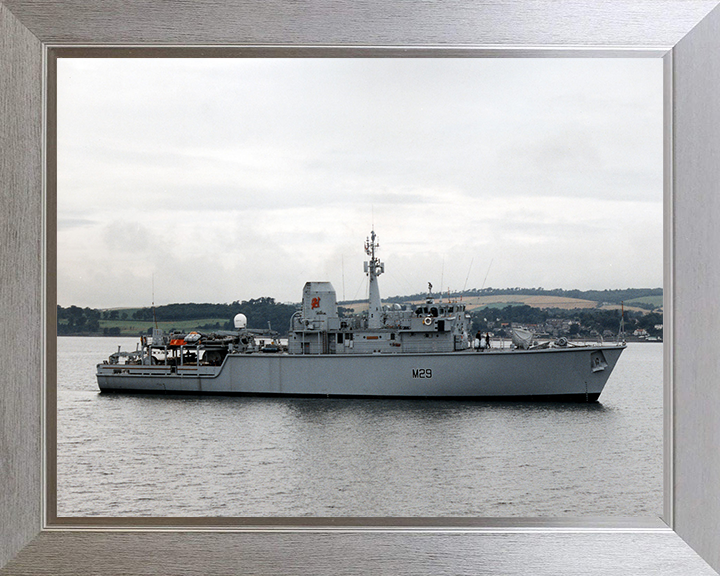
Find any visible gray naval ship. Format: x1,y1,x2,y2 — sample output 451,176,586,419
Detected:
97,230,625,401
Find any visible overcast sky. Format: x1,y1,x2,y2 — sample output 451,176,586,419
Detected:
57,58,663,308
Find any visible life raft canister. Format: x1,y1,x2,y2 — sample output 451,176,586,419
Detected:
185,331,201,344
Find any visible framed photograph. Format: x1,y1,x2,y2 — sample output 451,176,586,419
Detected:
2,2,720,574
52,55,665,521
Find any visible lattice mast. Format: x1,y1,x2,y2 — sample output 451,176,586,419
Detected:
364,229,385,329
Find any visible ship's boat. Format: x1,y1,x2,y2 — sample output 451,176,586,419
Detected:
97,230,625,401
510,327,534,350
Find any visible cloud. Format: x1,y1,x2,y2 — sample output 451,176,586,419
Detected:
57,58,663,307
57,217,97,230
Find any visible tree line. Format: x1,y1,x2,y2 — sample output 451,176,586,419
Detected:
57,298,298,336
57,305,101,335
130,297,296,331
58,299,663,340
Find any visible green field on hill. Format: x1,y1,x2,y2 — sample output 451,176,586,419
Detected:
624,295,663,308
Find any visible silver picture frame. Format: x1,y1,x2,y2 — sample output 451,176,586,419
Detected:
2,1,720,574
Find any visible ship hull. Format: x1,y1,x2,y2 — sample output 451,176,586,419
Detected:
97,344,625,401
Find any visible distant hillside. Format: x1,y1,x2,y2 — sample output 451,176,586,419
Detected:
344,287,663,313
58,287,662,337
57,298,297,337
624,295,664,308
384,286,662,306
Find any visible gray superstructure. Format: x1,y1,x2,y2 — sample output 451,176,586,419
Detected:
97,230,626,401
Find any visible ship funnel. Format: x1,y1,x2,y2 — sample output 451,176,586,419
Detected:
302,282,338,321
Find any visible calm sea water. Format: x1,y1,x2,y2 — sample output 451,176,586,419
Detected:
57,337,663,517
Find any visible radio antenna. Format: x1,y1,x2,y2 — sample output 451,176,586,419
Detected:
481,258,494,290
152,274,158,329
463,257,474,293
342,254,346,301
439,256,444,303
